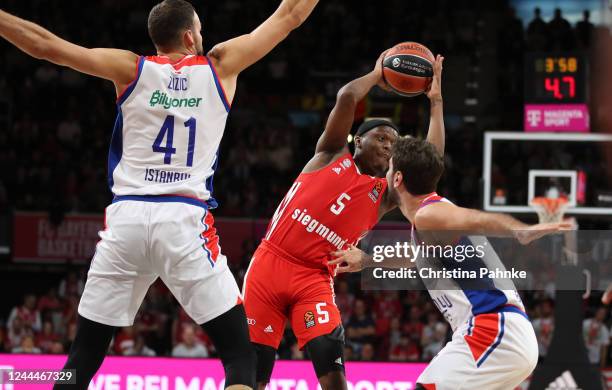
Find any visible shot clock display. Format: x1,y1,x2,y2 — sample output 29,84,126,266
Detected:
524,53,588,103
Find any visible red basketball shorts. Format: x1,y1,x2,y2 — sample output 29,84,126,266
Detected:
242,241,342,350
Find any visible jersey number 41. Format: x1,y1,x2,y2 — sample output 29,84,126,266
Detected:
152,115,197,167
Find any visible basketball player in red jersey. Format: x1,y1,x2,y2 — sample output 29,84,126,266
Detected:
243,53,444,389
0,1,319,389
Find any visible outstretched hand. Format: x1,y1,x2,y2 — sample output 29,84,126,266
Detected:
426,54,444,101
514,219,576,245
328,244,367,274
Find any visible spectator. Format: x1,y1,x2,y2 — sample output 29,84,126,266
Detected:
548,8,574,50
402,306,424,344
361,343,375,361
422,323,447,361
49,341,65,354
124,335,156,357
575,10,594,49
7,294,42,333
343,344,354,361
421,312,442,345
583,307,609,367
346,299,376,349
334,279,355,324
389,335,420,362
387,317,403,352
113,327,136,355
58,271,84,298
37,287,62,323
532,300,555,358
7,316,28,350
36,321,60,353
526,7,549,51
12,335,42,354
172,325,208,358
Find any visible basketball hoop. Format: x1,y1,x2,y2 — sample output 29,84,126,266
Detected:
530,196,569,223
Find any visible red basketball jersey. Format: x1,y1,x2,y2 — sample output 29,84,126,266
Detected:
263,153,387,273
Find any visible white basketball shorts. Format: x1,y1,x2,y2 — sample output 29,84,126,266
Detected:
417,309,538,390
78,199,241,327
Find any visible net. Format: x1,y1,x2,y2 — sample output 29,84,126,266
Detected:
530,196,569,223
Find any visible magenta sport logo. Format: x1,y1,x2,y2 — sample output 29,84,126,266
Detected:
0,354,427,390
524,104,590,132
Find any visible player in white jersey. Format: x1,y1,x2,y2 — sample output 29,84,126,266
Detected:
0,0,319,388
331,137,572,389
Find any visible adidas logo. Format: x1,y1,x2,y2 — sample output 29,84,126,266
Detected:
546,370,581,390
332,167,341,175
264,325,274,333
334,357,343,365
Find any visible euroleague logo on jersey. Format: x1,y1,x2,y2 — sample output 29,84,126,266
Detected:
304,311,316,328
368,181,384,203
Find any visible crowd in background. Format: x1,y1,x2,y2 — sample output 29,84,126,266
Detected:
1,261,610,365
0,0,610,365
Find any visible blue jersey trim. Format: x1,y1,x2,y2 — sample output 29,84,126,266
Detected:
117,56,145,106
496,305,529,320
477,312,505,367
107,109,124,190
206,56,231,112
112,195,209,209
204,149,220,209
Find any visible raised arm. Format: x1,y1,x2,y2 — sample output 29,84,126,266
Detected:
415,202,573,244
207,0,318,79
315,54,387,155
425,55,445,156
0,9,138,94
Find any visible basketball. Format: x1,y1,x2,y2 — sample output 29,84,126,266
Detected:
382,42,435,97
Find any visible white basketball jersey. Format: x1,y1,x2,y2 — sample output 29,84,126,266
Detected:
413,193,526,332
109,55,230,208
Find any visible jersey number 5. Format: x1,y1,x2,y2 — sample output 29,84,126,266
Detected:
330,193,351,215
152,115,197,167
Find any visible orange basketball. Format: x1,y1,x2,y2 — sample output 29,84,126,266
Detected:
382,42,435,97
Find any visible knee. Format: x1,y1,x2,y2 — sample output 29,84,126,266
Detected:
254,343,276,386
305,326,346,379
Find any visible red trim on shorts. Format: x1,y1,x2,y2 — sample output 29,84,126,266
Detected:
464,313,500,362
420,384,436,390
201,211,220,262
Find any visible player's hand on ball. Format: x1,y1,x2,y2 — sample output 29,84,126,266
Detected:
375,50,391,91
514,220,575,245
426,54,444,101
329,244,366,273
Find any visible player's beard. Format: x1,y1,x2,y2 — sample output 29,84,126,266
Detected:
385,186,401,207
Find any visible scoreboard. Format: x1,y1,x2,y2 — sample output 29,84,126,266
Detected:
523,52,590,132
524,53,588,103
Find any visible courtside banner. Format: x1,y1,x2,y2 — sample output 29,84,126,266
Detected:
11,213,269,263
12,212,104,263
0,354,426,390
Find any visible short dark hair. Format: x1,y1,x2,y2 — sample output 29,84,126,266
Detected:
148,0,196,50
392,137,444,195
